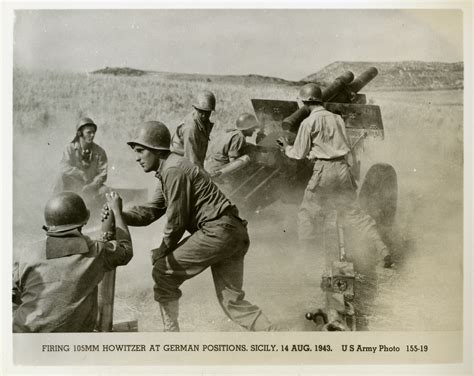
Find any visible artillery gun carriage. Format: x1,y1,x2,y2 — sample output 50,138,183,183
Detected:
215,67,398,330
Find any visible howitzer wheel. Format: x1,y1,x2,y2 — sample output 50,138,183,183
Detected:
358,163,398,226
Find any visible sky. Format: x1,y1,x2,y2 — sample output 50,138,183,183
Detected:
13,8,464,81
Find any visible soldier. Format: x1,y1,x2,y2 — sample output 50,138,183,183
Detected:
113,120,276,332
12,191,132,332
204,113,259,195
277,83,391,267
170,90,216,170
54,117,109,204
205,113,259,173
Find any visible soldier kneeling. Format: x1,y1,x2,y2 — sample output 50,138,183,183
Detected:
12,191,132,332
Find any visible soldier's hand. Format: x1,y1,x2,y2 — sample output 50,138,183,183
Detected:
106,191,123,213
100,203,110,222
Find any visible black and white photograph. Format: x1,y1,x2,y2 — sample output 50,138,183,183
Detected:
2,1,472,374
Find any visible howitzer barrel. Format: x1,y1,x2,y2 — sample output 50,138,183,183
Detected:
348,67,378,93
281,70,355,132
322,71,354,102
282,106,311,132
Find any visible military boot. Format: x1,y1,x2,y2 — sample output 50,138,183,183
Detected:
159,300,180,332
251,312,286,331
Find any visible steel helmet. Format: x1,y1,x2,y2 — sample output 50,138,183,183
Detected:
76,117,97,132
127,121,171,150
235,113,259,130
298,83,323,102
44,192,90,232
193,90,216,112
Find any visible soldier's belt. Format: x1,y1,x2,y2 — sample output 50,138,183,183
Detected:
315,156,346,162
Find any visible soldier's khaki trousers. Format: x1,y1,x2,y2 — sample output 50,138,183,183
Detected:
298,159,387,258
152,209,274,331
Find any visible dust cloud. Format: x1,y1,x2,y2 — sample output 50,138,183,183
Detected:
12,90,464,332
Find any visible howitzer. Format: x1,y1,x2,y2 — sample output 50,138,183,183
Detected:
218,66,398,331
241,66,395,216
223,66,397,220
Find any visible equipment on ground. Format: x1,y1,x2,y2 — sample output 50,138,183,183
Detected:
305,211,356,331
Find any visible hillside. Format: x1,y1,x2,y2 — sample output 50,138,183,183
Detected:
92,67,305,86
92,67,147,76
92,61,463,91
303,61,463,91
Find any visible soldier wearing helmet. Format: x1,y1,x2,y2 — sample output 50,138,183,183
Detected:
109,120,277,332
204,113,260,191
12,191,132,332
277,83,391,266
170,90,216,170
53,117,109,204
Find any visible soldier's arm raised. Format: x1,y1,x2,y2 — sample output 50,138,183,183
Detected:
283,121,312,160
120,184,167,226
102,192,133,268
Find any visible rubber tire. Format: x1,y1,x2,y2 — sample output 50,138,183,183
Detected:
358,163,398,226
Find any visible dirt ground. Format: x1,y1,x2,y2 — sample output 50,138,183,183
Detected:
112,179,463,332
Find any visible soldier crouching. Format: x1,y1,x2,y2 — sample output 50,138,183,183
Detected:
205,113,260,197
53,117,110,207
12,191,132,332
113,120,277,332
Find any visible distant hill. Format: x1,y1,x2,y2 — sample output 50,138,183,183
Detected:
92,61,463,91
149,72,305,86
92,67,306,86
303,61,463,91
92,67,147,76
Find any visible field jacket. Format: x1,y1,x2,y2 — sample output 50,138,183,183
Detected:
12,230,132,332
170,112,213,169
56,141,108,192
205,129,247,173
123,153,233,255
